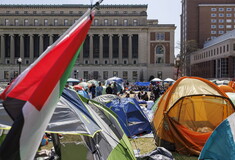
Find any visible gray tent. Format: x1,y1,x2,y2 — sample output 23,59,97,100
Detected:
0,88,136,160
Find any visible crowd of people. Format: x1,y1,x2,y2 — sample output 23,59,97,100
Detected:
67,80,173,103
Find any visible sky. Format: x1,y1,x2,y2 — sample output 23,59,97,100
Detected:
3,0,181,55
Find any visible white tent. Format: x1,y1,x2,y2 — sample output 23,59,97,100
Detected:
164,78,175,82
151,78,162,82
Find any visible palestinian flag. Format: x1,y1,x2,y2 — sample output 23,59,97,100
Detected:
0,9,94,160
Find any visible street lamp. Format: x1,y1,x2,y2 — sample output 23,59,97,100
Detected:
17,57,22,74
175,57,180,80
74,70,79,79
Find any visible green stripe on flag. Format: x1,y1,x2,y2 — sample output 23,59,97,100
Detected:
59,43,83,95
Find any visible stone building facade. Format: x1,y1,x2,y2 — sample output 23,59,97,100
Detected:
0,4,175,82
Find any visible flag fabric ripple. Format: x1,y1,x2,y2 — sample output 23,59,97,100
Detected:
0,9,94,160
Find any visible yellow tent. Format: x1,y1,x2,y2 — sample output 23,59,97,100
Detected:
152,77,235,156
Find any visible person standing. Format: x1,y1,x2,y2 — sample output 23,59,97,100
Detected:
106,84,113,94
112,82,118,95
96,82,103,96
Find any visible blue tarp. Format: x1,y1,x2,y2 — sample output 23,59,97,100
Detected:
134,82,150,86
106,98,152,137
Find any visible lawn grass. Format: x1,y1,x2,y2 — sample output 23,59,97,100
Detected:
42,134,198,159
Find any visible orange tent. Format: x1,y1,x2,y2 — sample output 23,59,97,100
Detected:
152,77,235,156
218,85,234,93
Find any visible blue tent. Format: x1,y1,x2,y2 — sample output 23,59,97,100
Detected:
105,97,152,137
134,82,150,86
199,112,235,160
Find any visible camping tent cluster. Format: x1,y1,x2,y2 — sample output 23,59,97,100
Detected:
152,77,235,156
94,95,152,137
0,88,136,160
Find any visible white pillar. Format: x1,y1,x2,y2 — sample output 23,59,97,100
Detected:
49,34,53,45
10,34,15,64
89,34,93,64
19,34,24,60
109,34,113,64
99,34,103,64
119,34,122,64
39,34,43,54
128,34,132,64
1,34,5,63
29,34,34,62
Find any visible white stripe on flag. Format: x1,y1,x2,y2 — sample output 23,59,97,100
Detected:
20,82,60,160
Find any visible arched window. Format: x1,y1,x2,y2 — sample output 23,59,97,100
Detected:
156,45,164,54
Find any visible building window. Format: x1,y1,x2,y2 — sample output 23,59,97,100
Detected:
219,8,224,11
24,11,28,14
15,19,19,26
105,11,110,14
4,71,9,80
226,19,232,23
69,11,73,14
113,71,118,77
44,19,48,26
33,11,37,14
211,13,216,17
84,60,89,64
15,11,19,14
219,30,224,34
226,25,232,29
113,19,118,26
123,60,127,64
233,44,235,51
133,60,137,64
211,31,217,34
94,19,98,26
5,19,9,26
104,19,108,26
219,19,224,23
60,11,64,14
211,8,217,11
84,71,88,80
114,60,117,64
123,11,128,14
226,8,232,11
104,60,108,64
156,33,165,40
211,25,216,29
34,19,38,26
123,71,128,80
133,19,138,26
219,25,224,28
123,19,128,26
103,71,108,79
64,19,68,26
156,45,164,54
211,19,216,23
24,19,29,26
54,19,58,26
132,71,138,81
219,13,224,17
94,60,99,64
226,13,232,17
51,11,55,14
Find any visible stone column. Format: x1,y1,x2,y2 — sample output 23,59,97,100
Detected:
99,34,103,64
0,34,5,63
109,34,113,64
10,34,15,64
39,34,43,54
29,34,34,62
89,34,93,64
19,34,24,60
128,34,132,64
118,34,122,64
49,34,53,45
